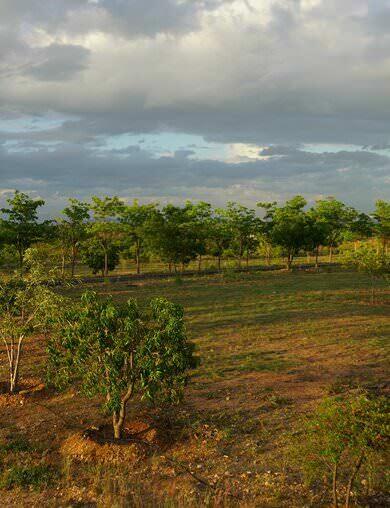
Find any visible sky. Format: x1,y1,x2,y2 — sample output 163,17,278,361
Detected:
0,0,389,214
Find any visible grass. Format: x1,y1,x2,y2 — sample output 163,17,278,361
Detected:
0,267,388,506
0,464,55,490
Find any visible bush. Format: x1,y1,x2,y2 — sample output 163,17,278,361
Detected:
295,393,389,507
47,291,198,439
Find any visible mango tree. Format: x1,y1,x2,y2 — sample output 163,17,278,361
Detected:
342,244,390,304
0,249,62,393
47,292,197,439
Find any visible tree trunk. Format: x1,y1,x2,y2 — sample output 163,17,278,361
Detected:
71,245,77,278
135,242,141,274
104,250,108,277
217,255,221,272
198,255,202,273
5,336,24,394
371,277,375,305
61,252,66,278
332,463,339,508
18,248,24,273
315,247,319,268
168,262,172,273
329,245,333,263
286,254,293,271
246,252,249,269
345,453,364,508
112,383,134,440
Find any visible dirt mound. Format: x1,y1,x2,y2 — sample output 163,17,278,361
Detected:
60,418,165,464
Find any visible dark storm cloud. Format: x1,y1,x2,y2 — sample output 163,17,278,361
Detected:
0,142,388,212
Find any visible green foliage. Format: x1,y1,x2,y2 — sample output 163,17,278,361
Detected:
0,464,55,490
145,204,201,269
119,200,157,274
47,291,197,438
220,202,260,266
89,196,125,276
342,243,389,303
342,244,390,279
373,200,390,249
56,198,90,277
0,248,63,392
0,191,49,269
259,196,307,269
296,393,389,506
310,197,357,256
80,237,120,275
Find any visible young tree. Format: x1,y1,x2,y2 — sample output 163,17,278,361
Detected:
258,196,308,270
342,244,390,304
0,249,62,393
1,191,48,270
297,394,389,508
119,200,157,274
89,196,124,277
57,199,90,277
220,202,260,268
373,200,390,254
47,292,197,439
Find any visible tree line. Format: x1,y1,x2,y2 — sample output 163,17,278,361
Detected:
0,191,389,276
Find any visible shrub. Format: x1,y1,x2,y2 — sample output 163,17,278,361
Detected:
47,291,197,439
295,393,389,507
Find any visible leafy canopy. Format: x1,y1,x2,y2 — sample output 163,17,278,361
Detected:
47,292,197,416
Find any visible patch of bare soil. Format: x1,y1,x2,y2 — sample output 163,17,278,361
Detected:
0,378,46,407
60,417,168,465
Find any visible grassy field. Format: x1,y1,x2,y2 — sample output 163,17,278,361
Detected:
0,268,389,506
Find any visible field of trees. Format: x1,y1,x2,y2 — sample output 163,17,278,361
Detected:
0,192,389,507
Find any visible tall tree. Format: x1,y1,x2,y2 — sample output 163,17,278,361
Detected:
311,197,355,262
89,196,124,277
119,200,157,274
146,204,199,272
373,200,390,254
207,210,232,271
185,201,212,272
1,191,47,270
220,202,260,268
57,199,90,277
258,196,308,270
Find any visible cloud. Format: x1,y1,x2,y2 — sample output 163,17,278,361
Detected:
0,141,388,214
0,0,389,211
24,44,91,82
